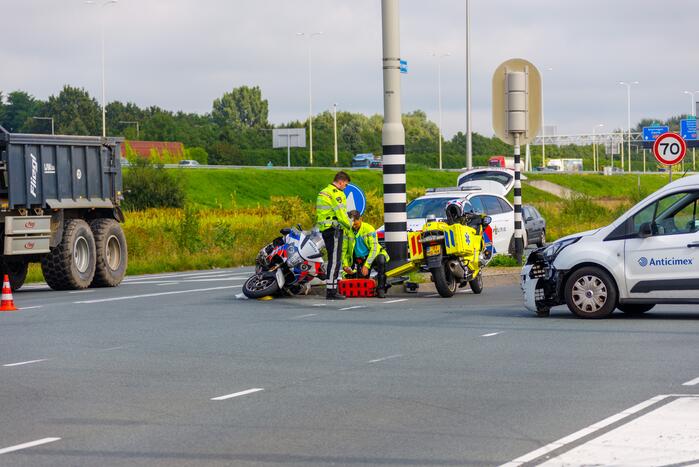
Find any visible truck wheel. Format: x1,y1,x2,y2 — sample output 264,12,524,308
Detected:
564,267,617,319
2,259,28,291
431,265,457,298
469,274,483,294
41,219,96,290
617,303,654,314
90,219,128,287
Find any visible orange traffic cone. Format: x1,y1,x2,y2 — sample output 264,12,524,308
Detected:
0,275,17,312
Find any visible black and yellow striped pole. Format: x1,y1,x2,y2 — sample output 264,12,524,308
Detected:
381,0,408,263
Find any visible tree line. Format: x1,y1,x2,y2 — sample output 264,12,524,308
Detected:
0,85,688,168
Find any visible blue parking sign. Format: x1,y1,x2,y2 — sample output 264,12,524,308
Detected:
344,184,367,216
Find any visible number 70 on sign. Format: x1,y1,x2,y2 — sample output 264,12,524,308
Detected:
653,133,687,166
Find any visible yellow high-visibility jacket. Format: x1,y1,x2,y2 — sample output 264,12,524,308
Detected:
315,184,351,233
342,222,389,269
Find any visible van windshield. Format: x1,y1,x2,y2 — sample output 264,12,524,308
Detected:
406,197,455,219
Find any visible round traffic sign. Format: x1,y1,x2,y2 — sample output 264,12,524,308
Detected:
344,183,367,216
652,132,687,166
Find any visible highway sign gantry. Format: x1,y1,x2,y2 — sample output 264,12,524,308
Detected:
653,132,687,166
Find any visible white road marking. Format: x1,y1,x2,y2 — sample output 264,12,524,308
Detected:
211,388,264,401
368,354,403,363
124,280,180,285
312,303,327,307
426,294,441,298
0,437,61,455
99,346,126,352
501,394,696,467
682,376,699,386
482,332,502,337
3,359,49,367
339,306,365,311
292,314,317,319
19,306,43,310
73,285,241,304
180,277,246,283
384,299,409,304
68,290,95,294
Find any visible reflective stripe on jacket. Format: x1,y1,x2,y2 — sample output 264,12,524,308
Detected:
315,184,351,232
342,222,389,269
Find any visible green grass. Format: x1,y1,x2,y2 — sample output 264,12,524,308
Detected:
525,173,671,199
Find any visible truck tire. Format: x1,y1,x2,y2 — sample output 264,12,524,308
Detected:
564,266,618,319
431,265,457,298
90,219,128,287
2,259,28,291
41,219,96,290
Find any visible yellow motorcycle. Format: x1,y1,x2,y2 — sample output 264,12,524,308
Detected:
387,201,493,297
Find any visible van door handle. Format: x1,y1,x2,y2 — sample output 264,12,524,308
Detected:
688,242,699,248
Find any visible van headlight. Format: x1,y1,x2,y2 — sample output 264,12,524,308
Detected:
543,237,581,261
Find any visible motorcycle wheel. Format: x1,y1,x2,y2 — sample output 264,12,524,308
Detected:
243,274,280,299
431,264,457,298
469,274,483,294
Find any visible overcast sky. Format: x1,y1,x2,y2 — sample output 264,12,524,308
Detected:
1,0,697,138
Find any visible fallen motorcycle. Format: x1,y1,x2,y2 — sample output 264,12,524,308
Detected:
242,226,326,298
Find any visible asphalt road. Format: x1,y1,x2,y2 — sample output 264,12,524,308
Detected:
1,267,697,466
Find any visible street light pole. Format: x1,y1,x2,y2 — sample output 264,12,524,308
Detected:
433,52,450,170
684,90,698,172
119,120,139,139
592,124,604,172
541,67,553,168
297,32,322,165
86,0,118,138
619,81,639,172
465,0,472,169
33,117,54,135
332,103,338,165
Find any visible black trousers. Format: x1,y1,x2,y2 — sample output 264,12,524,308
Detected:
353,254,387,290
322,227,343,291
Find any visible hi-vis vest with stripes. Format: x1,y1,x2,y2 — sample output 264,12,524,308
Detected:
315,184,351,232
342,221,389,269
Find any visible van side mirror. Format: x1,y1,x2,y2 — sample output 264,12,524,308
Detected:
638,222,653,238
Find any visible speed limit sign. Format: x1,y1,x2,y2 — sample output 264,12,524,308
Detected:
653,132,686,166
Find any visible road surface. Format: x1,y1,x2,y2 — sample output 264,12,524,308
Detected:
1,267,697,466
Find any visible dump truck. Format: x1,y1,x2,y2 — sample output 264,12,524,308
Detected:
0,125,127,291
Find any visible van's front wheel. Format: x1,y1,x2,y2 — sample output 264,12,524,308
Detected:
564,267,617,318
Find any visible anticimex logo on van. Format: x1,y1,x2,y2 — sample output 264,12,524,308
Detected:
638,256,693,267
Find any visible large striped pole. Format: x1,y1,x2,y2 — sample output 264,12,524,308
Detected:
513,133,524,264
381,0,408,263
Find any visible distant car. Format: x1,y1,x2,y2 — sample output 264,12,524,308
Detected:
178,160,200,167
351,153,375,168
377,186,523,256
369,159,383,169
523,205,547,247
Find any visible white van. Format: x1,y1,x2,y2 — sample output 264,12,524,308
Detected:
521,174,699,318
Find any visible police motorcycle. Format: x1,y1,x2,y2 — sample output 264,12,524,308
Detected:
242,225,326,298
389,200,492,298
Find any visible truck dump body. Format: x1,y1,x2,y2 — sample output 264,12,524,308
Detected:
0,126,122,210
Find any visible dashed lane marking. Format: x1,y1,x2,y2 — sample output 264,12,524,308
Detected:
368,354,403,364
482,332,502,337
73,285,241,304
682,376,699,386
211,388,264,401
384,299,409,304
3,359,49,367
292,314,318,319
339,306,365,311
68,290,95,294
0,438,61,455
19,306,43,310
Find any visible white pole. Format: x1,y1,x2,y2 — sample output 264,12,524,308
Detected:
298,32,322,165
434,52,449,170
100,12,106,137
333,103,338,165
465,0,472,169
541,67,552,168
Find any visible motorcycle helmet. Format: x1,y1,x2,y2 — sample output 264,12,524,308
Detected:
445,199,476,224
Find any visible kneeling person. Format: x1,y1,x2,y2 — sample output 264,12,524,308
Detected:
342,210,390,298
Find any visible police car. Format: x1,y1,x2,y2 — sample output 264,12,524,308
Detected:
522,174,699,318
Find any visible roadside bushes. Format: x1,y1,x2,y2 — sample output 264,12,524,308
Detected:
122,158,185,211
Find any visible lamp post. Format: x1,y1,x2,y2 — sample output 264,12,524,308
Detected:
541,67,553,168
32,117,54,135
119,120,139,139
465,0,472,169
684,90,698,172
592,123,604,172
433,52,450,170
332,103,338,165
86,0,118,138
297,31,322,165
619,81,639,172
